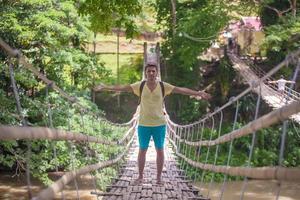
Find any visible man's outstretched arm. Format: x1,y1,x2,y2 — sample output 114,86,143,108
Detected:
93,83,133,93
172,86,211,100
268,80,277,84
286,80,296,84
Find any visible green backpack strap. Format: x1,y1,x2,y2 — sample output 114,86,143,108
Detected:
138,81,165,105
138,80,146,105
159,81,165,101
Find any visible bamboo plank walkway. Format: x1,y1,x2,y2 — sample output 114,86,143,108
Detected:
92,135,208,200
228,51,300,123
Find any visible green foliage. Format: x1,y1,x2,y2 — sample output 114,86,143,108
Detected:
216,56,236,103
260,0,292,26
119,55,143,84
0,87,128,185
0,0,113,91
78,0,142,38
263,15,300,54
0,0,131,188
155,0,230,123
259,1,300,66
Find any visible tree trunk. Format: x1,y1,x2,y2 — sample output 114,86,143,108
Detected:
291,0,297,17
170,0,176,37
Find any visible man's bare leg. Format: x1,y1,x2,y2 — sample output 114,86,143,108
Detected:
156,148,164,184
136,149,147,183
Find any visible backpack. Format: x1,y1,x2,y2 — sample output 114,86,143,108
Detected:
138,80,165,105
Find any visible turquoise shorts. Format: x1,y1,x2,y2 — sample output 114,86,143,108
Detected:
137,125,166,150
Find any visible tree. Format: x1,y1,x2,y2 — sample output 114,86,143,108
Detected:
78,0,142,38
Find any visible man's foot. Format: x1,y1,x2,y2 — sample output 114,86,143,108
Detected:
132,178,143,185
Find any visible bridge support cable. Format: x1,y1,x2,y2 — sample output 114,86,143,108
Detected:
195,121,205,183
45,83,65,200
184,126,192,174
199,116,215,196
79,110,99,199
275,119,288,200
8,58,33,199
208,109,223,198
182,100,300,147
285,58,300,103
167,118,300,182
240,86,262,200
274,59,300,199
182,126,190,172
66,104,80,200
167,92,300,200
90,116,101,200
187,126,196,179
32,125,137,200
220,100,240,200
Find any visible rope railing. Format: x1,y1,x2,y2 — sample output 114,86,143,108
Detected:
164,48,300,200
32,123,137,200
169,145,300,181
173,98,300,147
1,36,300,200
0,119,137,145
0,38,141,200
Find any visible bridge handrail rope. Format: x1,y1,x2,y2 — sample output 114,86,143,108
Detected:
0,121,137,145
32,123,137,200
0,107,137,200
163,49,300,200
0,38,133,127
240,85,262,199
45,84,65,199
168,135,300,181
166,125,300,182
220,99,240,199
167,99,300,147
0,38,141,199
167,117,300,182
7,58,33,198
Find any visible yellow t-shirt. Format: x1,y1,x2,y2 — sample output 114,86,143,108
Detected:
130,81,175,126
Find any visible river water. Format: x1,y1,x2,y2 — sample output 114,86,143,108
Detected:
196,180,300,200
0,173,299,199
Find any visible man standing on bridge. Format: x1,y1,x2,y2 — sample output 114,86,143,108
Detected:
268,75,295,102
93,62,211,185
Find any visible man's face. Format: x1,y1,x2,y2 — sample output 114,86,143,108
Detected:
145,66,158,81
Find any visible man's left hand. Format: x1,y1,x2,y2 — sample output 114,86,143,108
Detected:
190,91,211,100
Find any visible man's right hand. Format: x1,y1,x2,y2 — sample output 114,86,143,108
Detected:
93,83,106,92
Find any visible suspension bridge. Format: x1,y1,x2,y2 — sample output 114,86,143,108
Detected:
0,38,300,200
227,51,300,123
